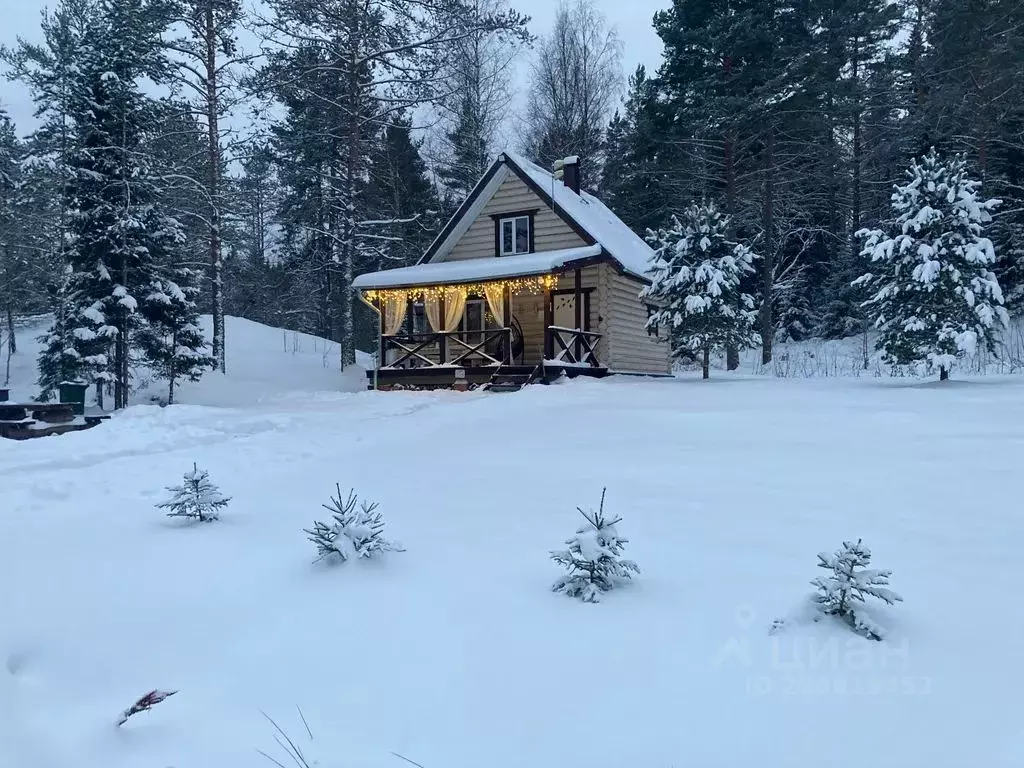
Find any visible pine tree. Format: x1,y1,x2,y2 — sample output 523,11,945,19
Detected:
855,149,1008,380
305,485,403,563
138,267,215,405
165,0,246,374
157,462,231,522
0,110,19,370
811,538,903,641
62,0,195,408
1,0,96,275
260,0,527,368
551,488,639,603
642,201,759,378
600,66,670,233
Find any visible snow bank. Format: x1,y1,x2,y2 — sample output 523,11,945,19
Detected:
3,314,369,407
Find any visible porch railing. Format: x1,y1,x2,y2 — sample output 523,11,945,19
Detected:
546,325,603,367
382,328,512,369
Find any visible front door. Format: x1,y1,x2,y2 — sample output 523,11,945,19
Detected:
551,293,585,361
553,294,579,331
457,298,487,365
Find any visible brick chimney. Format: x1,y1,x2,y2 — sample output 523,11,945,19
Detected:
555,155,582,194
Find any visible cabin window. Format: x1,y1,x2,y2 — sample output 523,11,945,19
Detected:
411,302,429,335
462,298,485,332
499,215,531,256
645,304,659,337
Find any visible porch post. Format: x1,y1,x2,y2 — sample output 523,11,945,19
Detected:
574,268,583,362
502,285,512,364
376,299,386,370
543,284,554,360
438,293,447,364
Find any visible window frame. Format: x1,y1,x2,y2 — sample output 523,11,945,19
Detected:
645,304,659,338
491,209,537,257
411,301,429,336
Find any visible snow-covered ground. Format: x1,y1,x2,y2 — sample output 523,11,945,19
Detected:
3,315,370,406
2,318,1024,768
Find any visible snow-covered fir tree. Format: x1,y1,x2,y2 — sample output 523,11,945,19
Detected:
551,488,639,603
138,267,215,405
305,486,403,563
855,149,1008,381
642,201,759,379
36,264,83,400
59,0,201,409
157,463,231,522
811,538,903,641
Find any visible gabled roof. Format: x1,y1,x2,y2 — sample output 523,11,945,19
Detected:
418,151,655,282
352,245,603,291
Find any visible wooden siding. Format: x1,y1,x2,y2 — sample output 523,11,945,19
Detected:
446,174,585,261
599,264,671,374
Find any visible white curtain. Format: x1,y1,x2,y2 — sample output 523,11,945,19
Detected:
483,284,506,327
382,294,407,336
424,295,442,332
442,290,467,332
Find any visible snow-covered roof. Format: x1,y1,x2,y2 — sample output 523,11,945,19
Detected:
501,152,655,281
354,150,655,292
352,245,603,290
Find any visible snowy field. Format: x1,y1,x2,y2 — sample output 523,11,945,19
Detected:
2,317,1024,768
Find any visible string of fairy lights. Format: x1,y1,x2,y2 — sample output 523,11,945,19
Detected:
362,274,559,304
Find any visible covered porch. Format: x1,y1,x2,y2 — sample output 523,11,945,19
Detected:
353,247,609,390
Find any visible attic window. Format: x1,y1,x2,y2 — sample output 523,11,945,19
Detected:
499,215,531,256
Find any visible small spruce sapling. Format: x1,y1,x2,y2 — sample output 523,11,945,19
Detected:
811,538,903,640
551,488,639,602
305,485,403,563
157,463,231,522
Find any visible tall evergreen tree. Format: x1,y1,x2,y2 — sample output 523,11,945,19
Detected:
224,142,291,329
0,110,21,371
365,117,442,270
600,67,670,234
855,150,1008,380
2,0,97,352
60,0,202,408
259,0,527,367
164,0,246,373
911,0,1024,308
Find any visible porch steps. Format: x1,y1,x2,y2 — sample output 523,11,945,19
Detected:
483,365,537,393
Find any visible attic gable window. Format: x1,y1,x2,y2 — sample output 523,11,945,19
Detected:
496,213,533,256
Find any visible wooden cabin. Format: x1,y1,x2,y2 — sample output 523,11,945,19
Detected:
352,152,670,391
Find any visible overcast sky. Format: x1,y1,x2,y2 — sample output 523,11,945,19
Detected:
0,0,668,135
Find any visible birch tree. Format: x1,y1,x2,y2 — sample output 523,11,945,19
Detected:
435,0,522,198
522,0,622,181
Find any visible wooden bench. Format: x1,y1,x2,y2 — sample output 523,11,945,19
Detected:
0,401,104,440
31,403,76,424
